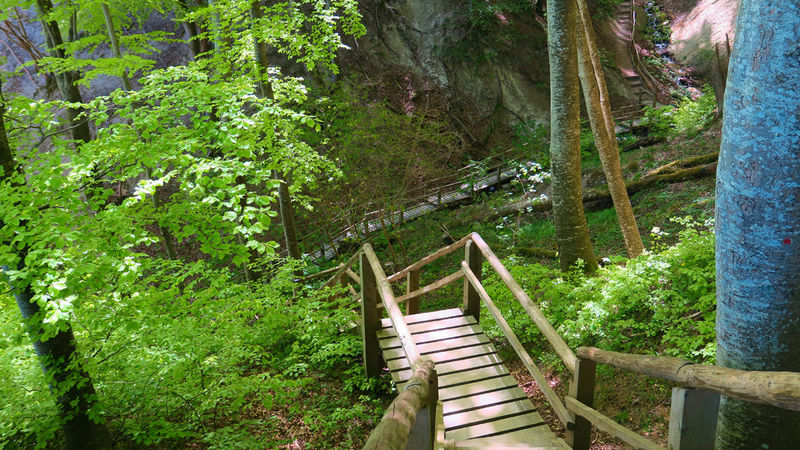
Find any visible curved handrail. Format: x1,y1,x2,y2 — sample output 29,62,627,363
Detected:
626,0,662,104
578,347,800,411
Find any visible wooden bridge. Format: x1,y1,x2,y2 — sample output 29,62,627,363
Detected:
318,233,800,449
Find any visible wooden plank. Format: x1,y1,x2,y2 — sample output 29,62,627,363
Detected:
397,270,463,306
453,429,569,449
443,398,535,430
443,386,529,416
565,397,664,450
382,333,491,360
469,233,578,374
387,343,498,372
379,308,464,329
387,234,472,283
438,364,510,389
392,353,508,382
462,263,573,428
437,374,521,401
377,315,476,337
379,324,483,350
445,410,546,441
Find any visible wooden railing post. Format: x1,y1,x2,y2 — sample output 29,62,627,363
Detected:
463,240,482,322
360,251,380,377
406,369,438,450
406,269,420,315
566,357,596,450
668,387,720,450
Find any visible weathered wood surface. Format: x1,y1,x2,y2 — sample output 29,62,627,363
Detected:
469,233,578,374
462,262,573,427
387,234,472,283
668,387,719,450
565,397,663,450
406,270,420,315
322,249,362,288
363,244,422,368
377,308,567,446
577,347,800,411
364,359,437,450
396,271,463,306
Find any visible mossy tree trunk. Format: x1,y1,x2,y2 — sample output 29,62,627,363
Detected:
575,0,643,258
0,80,110,450
547,0,597,272
715,1,800,447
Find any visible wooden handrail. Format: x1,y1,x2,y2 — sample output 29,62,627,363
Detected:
565,398,663,450
362,244,422,368
578,347,800,411
387,234,472,283
468,233,579,374
363,358,437,449
395,270,463,305
322,249,363,288
462,262,573,427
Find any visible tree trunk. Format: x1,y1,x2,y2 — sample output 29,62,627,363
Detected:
714,1,800,447
0,79,110,450
250,0,300,261
547,0,597,272
575,0,643,258
35,0,91,144
101,2,132,91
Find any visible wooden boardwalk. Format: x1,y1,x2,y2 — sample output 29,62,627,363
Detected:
376,307,569,448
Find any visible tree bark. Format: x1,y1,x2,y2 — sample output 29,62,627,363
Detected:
714,1,800,447
35,0,91,144
575,0,643,258
547,0,597,272
0,79,110,450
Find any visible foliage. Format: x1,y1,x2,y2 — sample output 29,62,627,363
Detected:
642,86,717,139
512,120,549,166
480,217,716,364
588,0,625,20
0,0,378,447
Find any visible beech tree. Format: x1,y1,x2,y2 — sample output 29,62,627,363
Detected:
546,0,597,272
575,0,643,258
715,0,800,446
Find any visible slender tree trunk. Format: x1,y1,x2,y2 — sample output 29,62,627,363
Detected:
714,1,800,447
250,0,300,261
547,0,596,272
35,0,91,144
100,2,131,91
0,80,110,450
575,0,643,258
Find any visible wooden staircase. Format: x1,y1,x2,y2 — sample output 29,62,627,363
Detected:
377,307,569,447
314,232,800,449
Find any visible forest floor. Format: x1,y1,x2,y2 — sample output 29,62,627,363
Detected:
295,123,721,449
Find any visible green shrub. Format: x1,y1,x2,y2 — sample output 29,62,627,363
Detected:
642,86,717,139
480,217,716,365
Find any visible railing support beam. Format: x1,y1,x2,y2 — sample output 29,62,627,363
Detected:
566,358,596,450
406,269,420,315
463,240,482,322
360,252,380,378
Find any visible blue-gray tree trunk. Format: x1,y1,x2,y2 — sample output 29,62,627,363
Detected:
715,1,800,447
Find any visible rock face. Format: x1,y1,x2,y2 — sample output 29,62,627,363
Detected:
665,0,739,75
353,1,552,129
